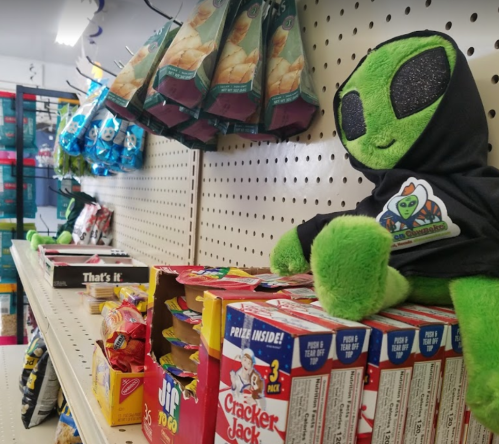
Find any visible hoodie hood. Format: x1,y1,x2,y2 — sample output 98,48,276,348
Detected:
333,30,489,185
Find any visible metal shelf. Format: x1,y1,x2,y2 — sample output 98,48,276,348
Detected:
10,240,147,444
0,344,59,443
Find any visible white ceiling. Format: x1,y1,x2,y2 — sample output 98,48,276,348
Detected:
0,0,196,68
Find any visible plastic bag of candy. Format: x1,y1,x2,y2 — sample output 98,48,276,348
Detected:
100,301,146,373
72,203,100,245
119,124,145,171
95,112,129,165
83,105,109,163
59,83,108,156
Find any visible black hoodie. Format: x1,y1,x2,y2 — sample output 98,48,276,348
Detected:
297,31,499,279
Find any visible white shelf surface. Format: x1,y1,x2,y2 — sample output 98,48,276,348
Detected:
0,344,59,444
11,240,147,444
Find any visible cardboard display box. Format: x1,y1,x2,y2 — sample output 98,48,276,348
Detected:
402,305,467,444
216,301,333,444
142,266,316,444
92,341,144,426
359,315,417,444
42,254,148,288
38,244,129,266
267,299,371,444
381,307,447,444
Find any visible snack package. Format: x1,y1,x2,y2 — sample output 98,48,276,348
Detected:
83,105,109,163
265,0,319,138
72,203,100,245
119,123,146,171
155,0,236,109
54,403,82,444
100,300,121,318
119,286,148,312
59,83,108,156
206,0,267,121
177,114,220,143
100,301,146,372
0,92,37,149
107,20,175,121
95,112,129,165
21,350,61,428
89,205,113,245
159,353,197,378
19,327,46,391
54,102,79,178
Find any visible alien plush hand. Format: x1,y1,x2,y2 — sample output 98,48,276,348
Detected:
270,30,499,433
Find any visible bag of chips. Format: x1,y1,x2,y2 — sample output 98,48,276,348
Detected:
91,163,113,176
72,203,100,245
106,20,175,121
177,107,220,143
265,0,318,138
21,350,60,428
119,123,146,171
95,112,129,165
205,0,267,121
59,83,108,156
54,397,82,444
83,105,109,163
19,327,46,391
100,301,146,373
89,205,113,245
155,0,237,109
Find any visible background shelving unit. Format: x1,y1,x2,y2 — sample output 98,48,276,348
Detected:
82,0,499,267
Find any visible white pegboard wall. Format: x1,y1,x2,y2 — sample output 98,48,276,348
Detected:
196,0,499,267
82,135,199,265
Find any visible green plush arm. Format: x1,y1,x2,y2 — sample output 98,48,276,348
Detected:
270,227,310,276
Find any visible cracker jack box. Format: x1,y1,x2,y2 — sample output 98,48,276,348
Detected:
461,408,492,444
380,308,447,444
142,265,316,444
359,315,418,444
92,340,144,426
216,301,333,444
42,254,148,288
266,299,370,444
401,305,466,444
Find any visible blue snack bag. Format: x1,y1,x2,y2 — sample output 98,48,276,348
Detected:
59,84,108,156
95,112,128,165
83,105,109,163
91,163,113,176
120,124,145,171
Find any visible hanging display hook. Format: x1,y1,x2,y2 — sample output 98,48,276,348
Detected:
66,81,86,95
86,56,118,77
143,0,183,26
114,60,125,69
76,67,104,86
125,46,135,56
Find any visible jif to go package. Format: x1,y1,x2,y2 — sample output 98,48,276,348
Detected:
265,0,319,138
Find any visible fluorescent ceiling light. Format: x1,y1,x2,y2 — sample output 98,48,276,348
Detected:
56,0,96,47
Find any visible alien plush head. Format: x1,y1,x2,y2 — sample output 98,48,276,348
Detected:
333,31,488,178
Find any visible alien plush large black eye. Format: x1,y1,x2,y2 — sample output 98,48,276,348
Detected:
391,47,451,119
341,91,367,141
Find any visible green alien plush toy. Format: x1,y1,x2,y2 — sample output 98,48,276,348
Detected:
26,192,95,250
270,30,499,432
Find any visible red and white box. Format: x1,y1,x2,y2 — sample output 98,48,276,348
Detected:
492,434,499,444
461,408,492,444
359,314,417,444
267,299,371,444
381,307,447,444
402,305,467,444
216,301,333,444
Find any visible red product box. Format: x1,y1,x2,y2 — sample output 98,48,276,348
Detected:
359,315,417,444
216,301,333,444
461,408,492,444
401,305,466,444
381,307,447,444
267,299,371,444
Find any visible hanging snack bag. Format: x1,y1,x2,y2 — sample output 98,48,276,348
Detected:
59,84,108,156
155,0,237,109
265,0,318,138
177,107,220,143
83,105,109,163
205,0,267,121
95,112,129,165
106,20,175,121
119,123,145,171
21,350,61,428
89,205,113,245
100,301,146,373
54,102,79,178
72,203,100,245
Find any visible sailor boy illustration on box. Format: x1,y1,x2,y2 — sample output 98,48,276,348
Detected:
229,348,266,409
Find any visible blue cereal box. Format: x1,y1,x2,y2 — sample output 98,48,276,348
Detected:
216,301,333,444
